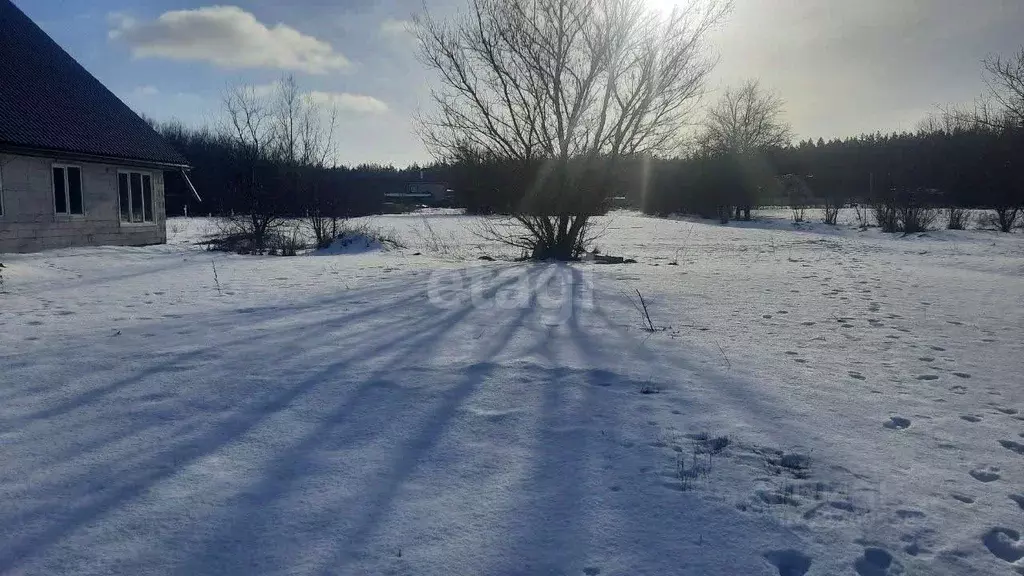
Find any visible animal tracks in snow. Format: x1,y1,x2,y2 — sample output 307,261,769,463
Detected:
998,440,1024,456
969,466,1002,483
854,547,902,576
883,417,912,430
982,527,1024,565
763,549,812,576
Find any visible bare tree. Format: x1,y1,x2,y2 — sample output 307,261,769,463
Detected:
222,85,280,253
984,47,1024,128
269,75,341,249
417,0,730,260
701,80,791,153
273,75,338,167
699,80,791,220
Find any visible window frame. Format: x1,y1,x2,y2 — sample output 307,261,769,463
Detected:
52,163,84,216
117,169,157,226
0,163,5,218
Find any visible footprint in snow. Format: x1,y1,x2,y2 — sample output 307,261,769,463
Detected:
918,357,935,362
983,528,1024,564
930,346,946,351
583,567,601,575
916,374,939,381
849,371,867,381
895,509,926,519
952,372,971,379
951,493,975,504
970,466,1001,483
961,415,982,423
854,547,901,576
996,407,1020,415
1009,494,1024,511
998,440,1024,455
950,386,968,395
763,549,812,576
884,417,912,430
785,351,800,356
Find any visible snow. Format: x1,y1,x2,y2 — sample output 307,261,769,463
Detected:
1,210,1022,575
314,234,386,255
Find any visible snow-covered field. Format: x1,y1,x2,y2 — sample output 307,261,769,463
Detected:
2,210,1023,575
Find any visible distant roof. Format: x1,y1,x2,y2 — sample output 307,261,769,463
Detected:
0,0,188,167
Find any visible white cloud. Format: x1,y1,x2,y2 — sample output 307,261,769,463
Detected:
309,91,389,114
241,82,388,114
379,18,414,38
109,6,351,74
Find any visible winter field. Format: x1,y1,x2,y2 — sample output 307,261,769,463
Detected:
1,210,1023,575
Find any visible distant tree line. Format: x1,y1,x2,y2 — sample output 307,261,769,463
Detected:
641,126,1024,227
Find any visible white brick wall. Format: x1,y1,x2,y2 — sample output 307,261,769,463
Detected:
0,153,167,253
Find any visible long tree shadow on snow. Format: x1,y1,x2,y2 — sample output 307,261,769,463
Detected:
0,263,809,575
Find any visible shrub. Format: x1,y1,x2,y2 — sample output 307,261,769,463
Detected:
898,206,936,233
946,207,969,230
994,207,1022,233
872,201,899,233
823,199,840,225
853,204,870,229
272,225,308,256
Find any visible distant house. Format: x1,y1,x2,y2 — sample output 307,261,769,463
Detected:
384,181,453,206
0,0,196,254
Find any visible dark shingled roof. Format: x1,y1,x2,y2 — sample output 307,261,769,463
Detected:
0,0,188,167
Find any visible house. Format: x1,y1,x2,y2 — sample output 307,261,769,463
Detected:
384,181,454,206
0,0,196,254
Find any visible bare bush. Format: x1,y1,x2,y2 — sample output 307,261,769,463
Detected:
780,175,811,223
946,207,969,230
823,199,840,225
413,217,463,257
853,204,870,229
308,210,341,250
212,215,281,254
273,225,308,256
994,207,1022,232
872,201,899,233
899,206,936,234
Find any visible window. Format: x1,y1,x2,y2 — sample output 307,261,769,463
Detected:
53,165,83,215
118,171,154,224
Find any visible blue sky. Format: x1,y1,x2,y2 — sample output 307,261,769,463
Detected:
13,0,1024,166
